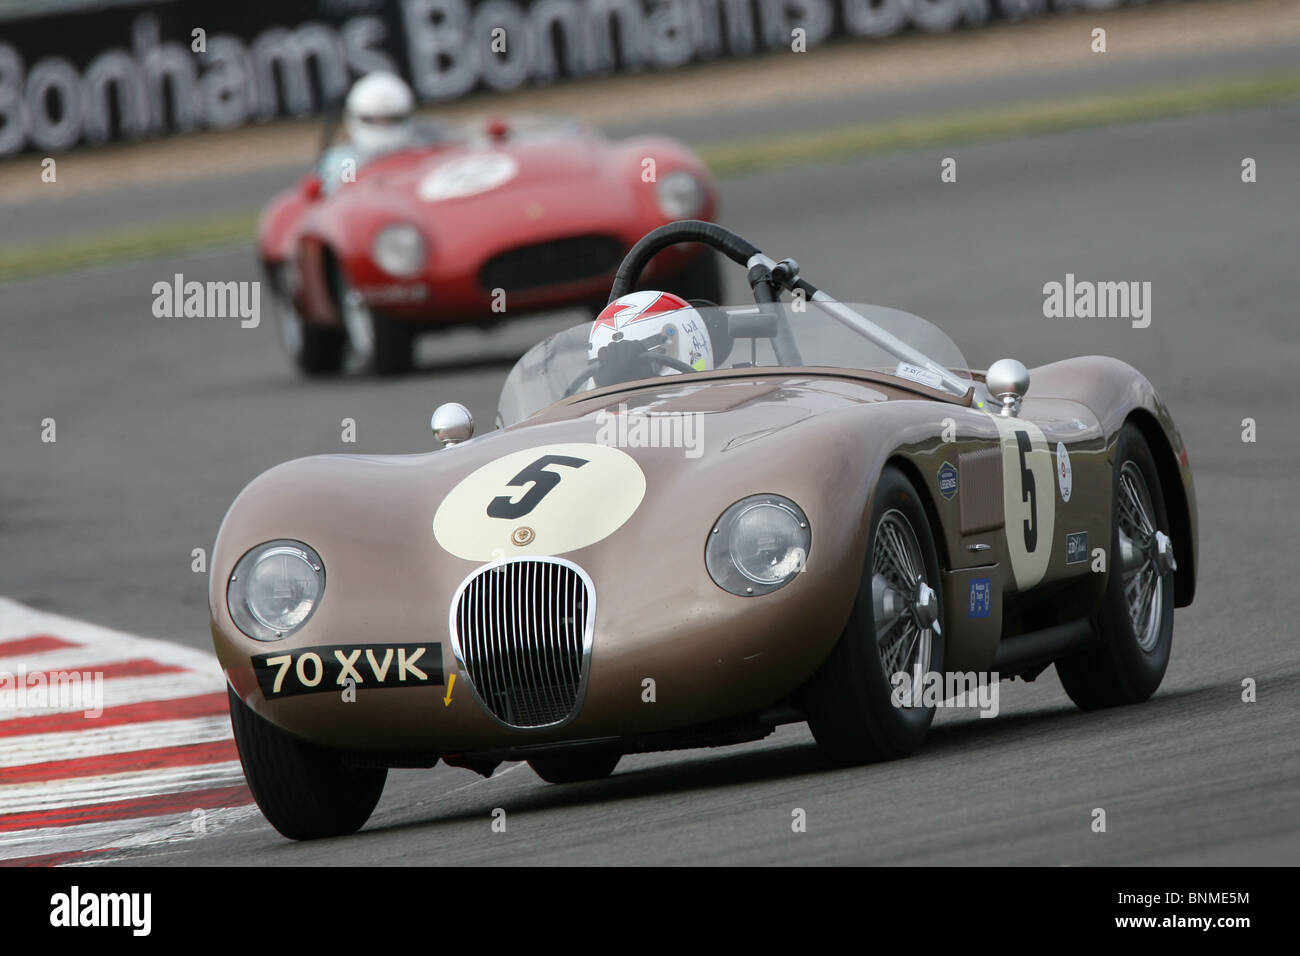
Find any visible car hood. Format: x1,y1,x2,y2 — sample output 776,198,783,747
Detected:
360,140,605,204
213,375,897,599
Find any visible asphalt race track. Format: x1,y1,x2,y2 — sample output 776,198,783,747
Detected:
2,101,1297,864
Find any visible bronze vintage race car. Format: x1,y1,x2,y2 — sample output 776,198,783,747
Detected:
211,222,1197,840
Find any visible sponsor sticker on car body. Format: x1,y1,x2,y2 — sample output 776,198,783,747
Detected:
968,578,992,618
937,461,958,501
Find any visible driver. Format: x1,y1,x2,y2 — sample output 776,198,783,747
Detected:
318,72,422,191
344,71,418,156
588,291,719,387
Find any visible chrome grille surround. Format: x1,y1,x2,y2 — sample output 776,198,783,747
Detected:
448,557,595,730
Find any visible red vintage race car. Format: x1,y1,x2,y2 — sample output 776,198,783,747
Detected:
258,115,722,376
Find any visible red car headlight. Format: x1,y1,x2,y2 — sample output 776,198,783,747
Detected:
371,224,427,277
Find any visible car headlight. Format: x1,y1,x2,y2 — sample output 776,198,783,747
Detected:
227,540,325,641
656,170,705,219
371,224,427,277
706,495,810,596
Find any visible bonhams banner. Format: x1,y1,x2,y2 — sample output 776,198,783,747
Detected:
0,0,1145,156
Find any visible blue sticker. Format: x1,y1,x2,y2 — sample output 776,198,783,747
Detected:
937,461,958,501
1066,531,1089,565
968,578,991,618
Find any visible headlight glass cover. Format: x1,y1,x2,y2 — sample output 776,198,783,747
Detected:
371,223,427,277
227,540,325,641
706,495,810,596
655,170,705,219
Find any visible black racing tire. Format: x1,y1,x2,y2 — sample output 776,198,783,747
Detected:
800,465,945,765
267,261,345,376
367,312,416,377
527,751,621,784
227,686,386,841
331,267,415,376
294,323,348,376
1056,424,1175,709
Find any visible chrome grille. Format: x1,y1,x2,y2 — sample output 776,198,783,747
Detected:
451,558,593,729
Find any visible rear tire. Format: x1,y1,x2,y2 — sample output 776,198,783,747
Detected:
268,262,345,376
528,751,621,784
227,686,386,841
1056,424,1175,709
801,466,945,765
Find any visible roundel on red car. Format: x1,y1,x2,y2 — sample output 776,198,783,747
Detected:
417,153,518,202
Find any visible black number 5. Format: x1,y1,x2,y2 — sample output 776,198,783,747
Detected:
487,455,589,519
1015,430,1038,553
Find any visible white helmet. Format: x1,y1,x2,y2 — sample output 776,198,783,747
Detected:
344,72,416,156
588,291,714,384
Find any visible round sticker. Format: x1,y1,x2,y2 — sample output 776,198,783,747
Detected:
1056,441,1072,503
433,443,646,561
418,153,518,202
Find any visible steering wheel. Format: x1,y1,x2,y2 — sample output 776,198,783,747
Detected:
599,221,806,368
563,336,697,398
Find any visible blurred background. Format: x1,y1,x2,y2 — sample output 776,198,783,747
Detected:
1,0,1297,864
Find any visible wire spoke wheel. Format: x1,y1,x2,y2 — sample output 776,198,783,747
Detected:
1117,460,1165,652
802,466,945,763
1056,424,1178,710
872,509,933,704
274,288,303,358
339,283,377,369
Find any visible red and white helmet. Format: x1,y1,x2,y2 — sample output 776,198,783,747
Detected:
588,291,714,372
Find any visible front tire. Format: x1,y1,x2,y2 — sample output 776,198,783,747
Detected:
227,686,386,841
268,262,345,376
334,271,415,376
528,751,621,783
1056,423,1175,709
801,465,945,765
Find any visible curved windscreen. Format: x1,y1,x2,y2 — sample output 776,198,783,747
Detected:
497,302,972,427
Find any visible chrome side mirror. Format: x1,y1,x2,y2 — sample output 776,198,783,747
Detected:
986,358,1029,417
432,402,473,446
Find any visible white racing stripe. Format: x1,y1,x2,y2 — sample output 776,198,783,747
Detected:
0,761,247,814
0,598,222,675
0,715,233,768
0,805,261,862
0,644,184,674
0,598,257,865
0,670,222,719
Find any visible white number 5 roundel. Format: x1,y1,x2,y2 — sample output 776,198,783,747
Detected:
433,443,646,561
989,415,1055,591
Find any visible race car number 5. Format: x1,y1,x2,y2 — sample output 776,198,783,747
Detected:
1014,430,1037,553
990,416,1055,590
486,454,588,519
434,442,646,561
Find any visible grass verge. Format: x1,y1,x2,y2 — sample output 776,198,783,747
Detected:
3,72,1297,283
